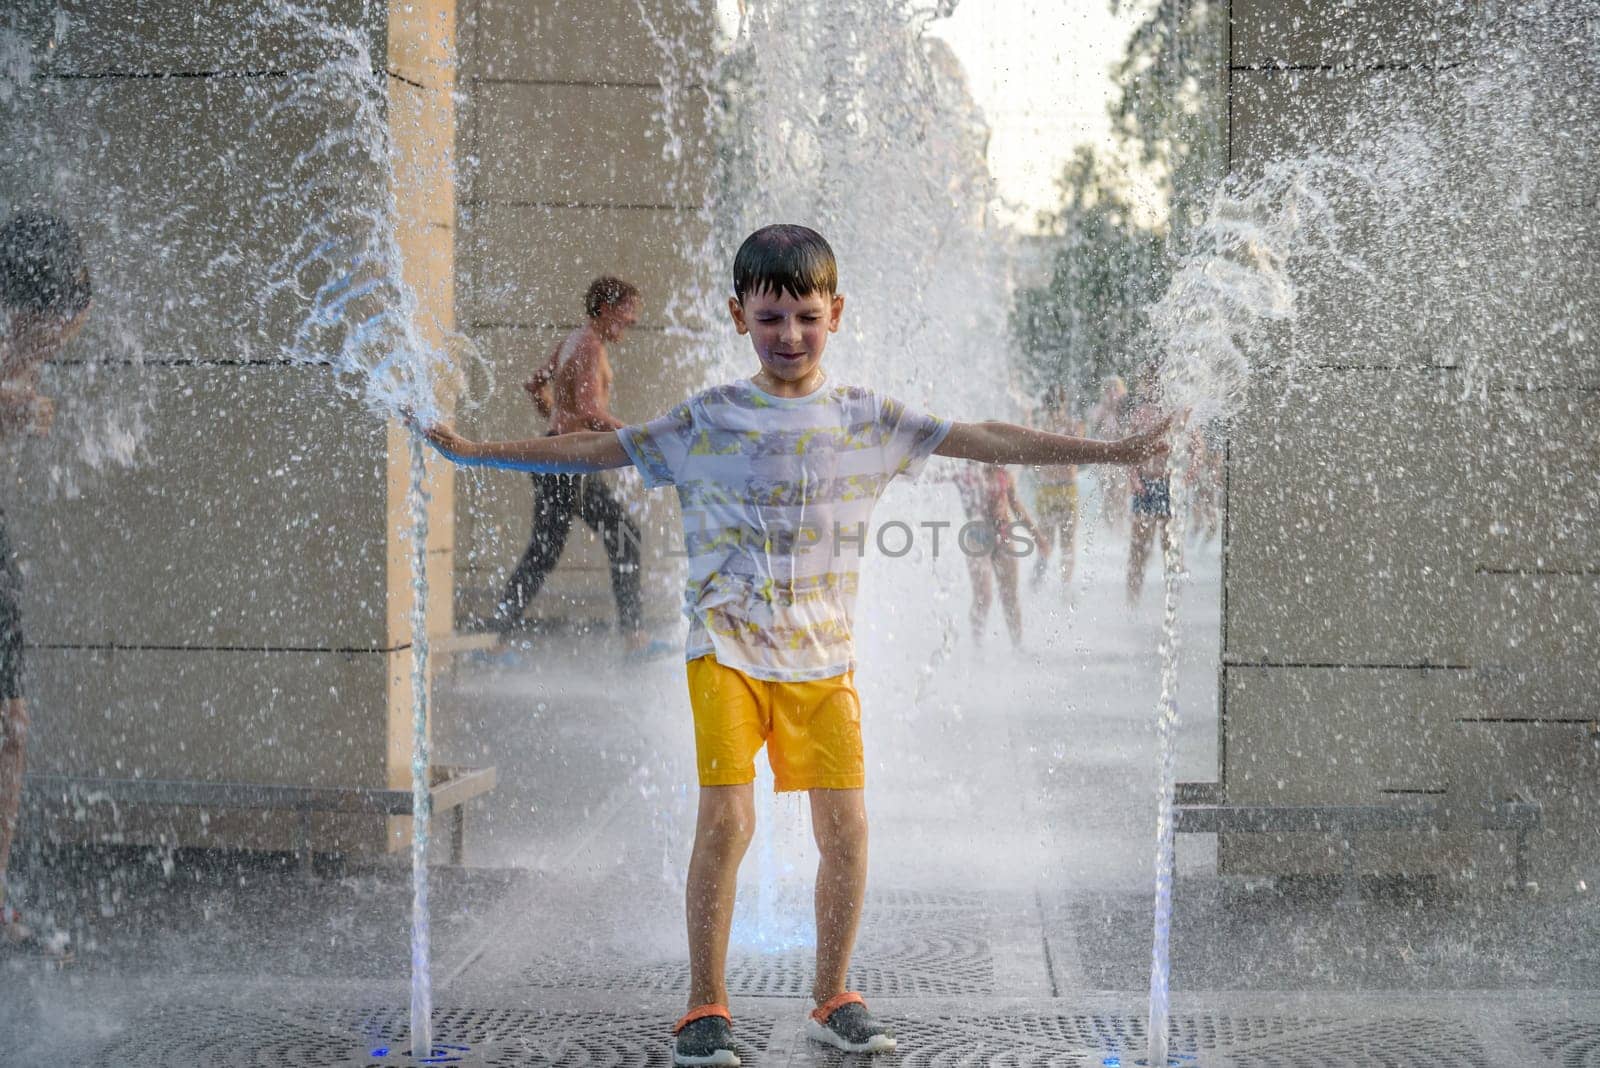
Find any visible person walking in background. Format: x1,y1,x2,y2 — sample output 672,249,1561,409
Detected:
1126,366,1174,604
1088,375,1130,533
1031,384,1082,597
491,276,669,661
955,461,1046,649
0,210,91,956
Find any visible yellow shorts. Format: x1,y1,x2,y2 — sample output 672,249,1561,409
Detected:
686,655,864,792
1036,482,1079,517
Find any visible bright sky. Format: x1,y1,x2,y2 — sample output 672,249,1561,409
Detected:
927,0,1149,232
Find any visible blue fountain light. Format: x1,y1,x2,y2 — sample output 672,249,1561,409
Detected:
366,1043,470,1065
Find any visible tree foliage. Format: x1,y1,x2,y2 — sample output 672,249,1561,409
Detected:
1010,0,1227,409
1010,147,1166,401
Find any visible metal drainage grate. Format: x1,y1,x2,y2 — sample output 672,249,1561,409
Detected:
799,1013,1492,1068
520,889,997,997
521,924,994,998
1520,1020,1600,1068
91,1004,769,1068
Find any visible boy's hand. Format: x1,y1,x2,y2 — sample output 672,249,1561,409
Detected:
523,377,554,418
419,420,480,461
1119,411,1184,464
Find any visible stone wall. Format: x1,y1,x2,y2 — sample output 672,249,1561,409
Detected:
1221,0,1600,890
3,0,458,855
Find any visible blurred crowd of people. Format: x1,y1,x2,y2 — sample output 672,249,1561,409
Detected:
953,367,1224,650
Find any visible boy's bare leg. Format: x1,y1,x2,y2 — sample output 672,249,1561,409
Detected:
810,787,868,1004
0,699,27,890
686,783,756,1009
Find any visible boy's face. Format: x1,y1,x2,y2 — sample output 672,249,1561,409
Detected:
728,286,843,385
596,296,640,343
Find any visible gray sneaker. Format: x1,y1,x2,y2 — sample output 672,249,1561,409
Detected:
673,1006,740,1067
805,994,896,1054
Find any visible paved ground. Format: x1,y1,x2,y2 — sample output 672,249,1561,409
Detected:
4,532,1598,1065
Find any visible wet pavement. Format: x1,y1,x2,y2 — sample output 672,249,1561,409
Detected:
4,536,1598,1064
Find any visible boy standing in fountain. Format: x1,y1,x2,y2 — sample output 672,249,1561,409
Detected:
423,225,1170,1066
0,211,91,955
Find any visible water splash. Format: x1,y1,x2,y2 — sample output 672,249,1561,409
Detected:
233,7,468,1057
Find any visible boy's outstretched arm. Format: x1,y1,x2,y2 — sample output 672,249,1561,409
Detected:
420,422,629,474
935,415,1177,466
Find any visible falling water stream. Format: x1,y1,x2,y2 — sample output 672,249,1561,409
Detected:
405,439,434,1059
1145,438,1188,1068
242,10,465,1056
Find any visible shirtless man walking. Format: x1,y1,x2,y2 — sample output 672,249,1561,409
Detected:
491,276,666,658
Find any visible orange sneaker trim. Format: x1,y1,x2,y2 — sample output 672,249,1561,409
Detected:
674,1003,733,1034
811,991,865,1022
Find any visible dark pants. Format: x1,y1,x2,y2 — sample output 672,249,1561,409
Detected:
494,472,643,635
0,513,22,700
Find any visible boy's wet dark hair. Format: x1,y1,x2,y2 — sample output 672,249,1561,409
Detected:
733,224,837,303
584,275,640,319
0,210,91,319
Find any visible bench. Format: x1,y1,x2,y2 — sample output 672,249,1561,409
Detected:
23,764,497,874
1173,781,1541,903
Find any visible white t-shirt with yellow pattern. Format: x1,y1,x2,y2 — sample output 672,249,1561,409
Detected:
617,378,950,682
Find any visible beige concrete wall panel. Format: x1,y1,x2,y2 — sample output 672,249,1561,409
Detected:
1232,68,1600,385
388,0,457,90
3,76,396,364
473,82,710,206
1231,71,1467,372
1231,0,1480,69
12,0,382,76
27,647,388,788
390,78,459,228
1469,574,1600,719
460,203,712,330
466,0,716,84
1225,371,1473,664
1223,666,1476,804
1472,392,1600,572
11,364,389,649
